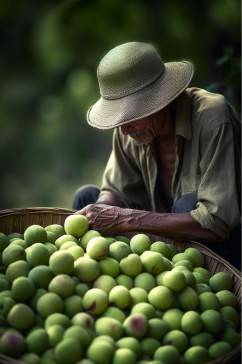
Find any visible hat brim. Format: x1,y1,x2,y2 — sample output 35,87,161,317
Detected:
87,61,194,129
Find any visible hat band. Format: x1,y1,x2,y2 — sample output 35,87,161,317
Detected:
101,66,165,100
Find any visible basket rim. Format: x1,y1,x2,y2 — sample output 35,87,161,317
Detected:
0,207,74,217
0,207,241,277
188,240,241,278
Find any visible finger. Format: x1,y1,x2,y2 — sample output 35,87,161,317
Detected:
74,207,87,216
74,204,94,216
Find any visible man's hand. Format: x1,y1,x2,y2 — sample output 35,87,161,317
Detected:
75,204,131,235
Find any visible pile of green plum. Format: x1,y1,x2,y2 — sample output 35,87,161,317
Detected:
0,214,240,364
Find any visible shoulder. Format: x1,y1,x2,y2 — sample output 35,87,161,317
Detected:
186,87,229,128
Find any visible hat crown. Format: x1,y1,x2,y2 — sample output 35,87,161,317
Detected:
97,42,165,99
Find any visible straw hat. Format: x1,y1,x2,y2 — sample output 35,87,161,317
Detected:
87,42,194,129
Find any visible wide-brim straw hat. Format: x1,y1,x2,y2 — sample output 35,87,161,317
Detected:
87,42,194,129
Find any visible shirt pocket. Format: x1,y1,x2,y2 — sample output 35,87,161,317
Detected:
181,174,201,194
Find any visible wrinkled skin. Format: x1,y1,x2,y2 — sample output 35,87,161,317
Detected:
76,202,222,243
76,204,148,235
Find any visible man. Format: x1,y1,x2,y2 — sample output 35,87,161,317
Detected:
73,42,241,267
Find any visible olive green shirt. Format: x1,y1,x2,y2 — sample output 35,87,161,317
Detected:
99,87,241,239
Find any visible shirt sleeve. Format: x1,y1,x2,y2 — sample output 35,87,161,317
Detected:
99,128,150,209
190,115,241,239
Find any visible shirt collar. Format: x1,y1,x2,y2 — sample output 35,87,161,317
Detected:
173,89,192,140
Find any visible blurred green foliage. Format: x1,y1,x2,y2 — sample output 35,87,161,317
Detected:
0,0,240,209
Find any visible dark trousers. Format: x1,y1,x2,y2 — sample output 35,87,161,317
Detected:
72,184,100,210
72,185,199,212
72,185,241,270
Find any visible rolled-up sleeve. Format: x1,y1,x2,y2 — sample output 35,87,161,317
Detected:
190,121,241,239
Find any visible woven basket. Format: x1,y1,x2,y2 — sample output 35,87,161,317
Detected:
0,207,241,364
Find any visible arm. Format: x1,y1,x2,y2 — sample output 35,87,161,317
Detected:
77,204,223,243
189,120,240,240
122,209,224,243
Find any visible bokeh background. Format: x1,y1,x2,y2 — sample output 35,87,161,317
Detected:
0,0,240,209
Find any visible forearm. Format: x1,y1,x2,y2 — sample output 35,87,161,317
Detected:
77,204,224,242
122,210,224,243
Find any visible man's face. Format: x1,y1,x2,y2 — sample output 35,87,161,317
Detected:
120,107,171,145
120,116,155,145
